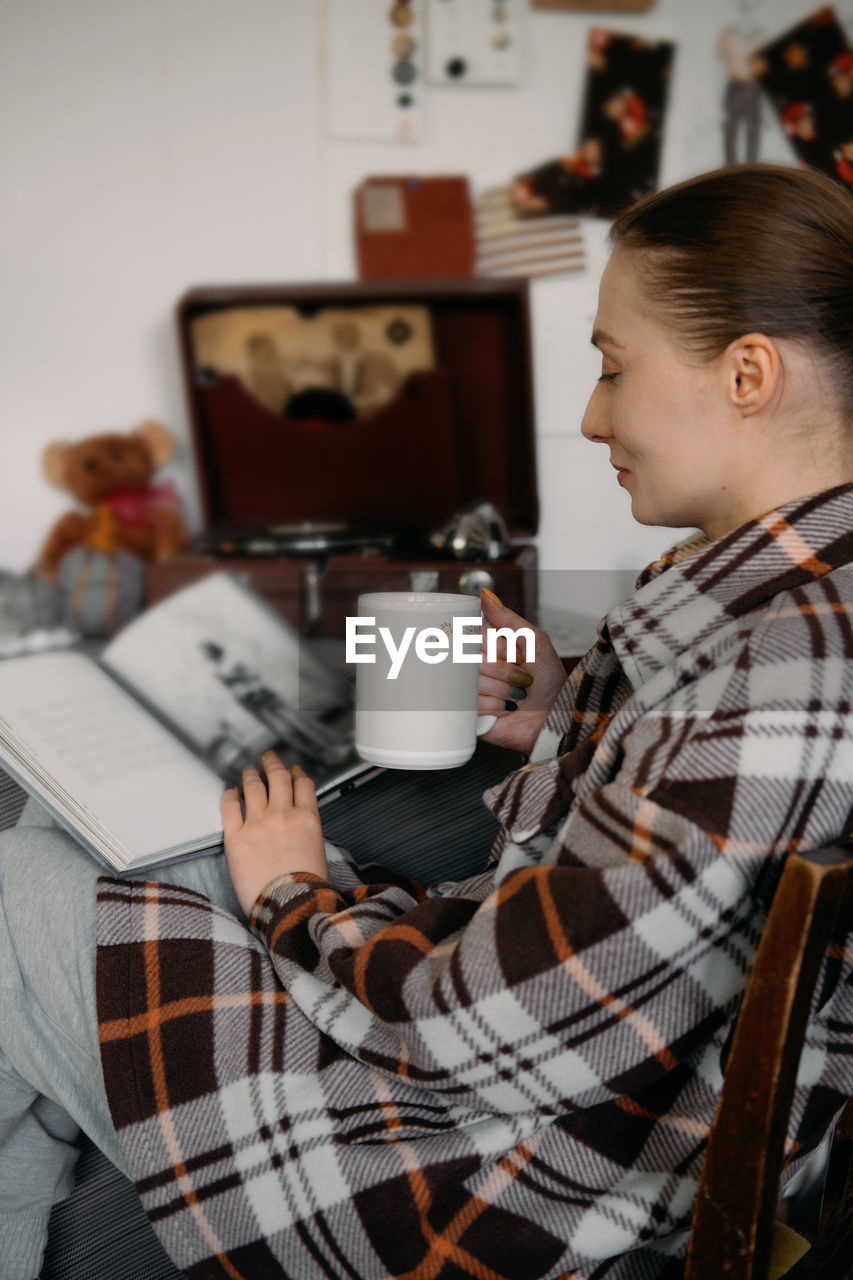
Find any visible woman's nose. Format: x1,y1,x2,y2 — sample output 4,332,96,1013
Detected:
581,383,612,443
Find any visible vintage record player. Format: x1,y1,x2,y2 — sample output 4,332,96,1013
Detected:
145,278,539,634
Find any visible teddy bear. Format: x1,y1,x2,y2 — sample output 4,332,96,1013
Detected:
37,419,190,579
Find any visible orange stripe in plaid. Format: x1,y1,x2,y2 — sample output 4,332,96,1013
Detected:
267,886,338,952
627,797,658,863
571,707,611,726
775,600,852,619
617,1093,709,1138
534,869,573,966
758,514,832,578
708,831,794,859
98,988,289,1044
371,1073,407,1134
395,1143,541,1280
353,924,435,1015
141,895,248,1280
366,1074,521,1280
534,872,678,1071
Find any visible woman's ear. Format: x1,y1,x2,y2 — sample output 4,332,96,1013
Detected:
726,333,782,416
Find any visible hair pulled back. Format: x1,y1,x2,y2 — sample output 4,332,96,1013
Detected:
609,164,853,411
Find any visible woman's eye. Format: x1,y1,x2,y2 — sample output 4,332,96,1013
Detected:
597,372,619,384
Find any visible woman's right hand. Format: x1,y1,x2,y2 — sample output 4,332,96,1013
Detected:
477,589,567,757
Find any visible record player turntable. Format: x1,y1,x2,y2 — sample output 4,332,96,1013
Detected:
145,278,539,634
194,521,402,558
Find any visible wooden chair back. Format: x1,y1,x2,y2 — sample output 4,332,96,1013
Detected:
686,845,853,1279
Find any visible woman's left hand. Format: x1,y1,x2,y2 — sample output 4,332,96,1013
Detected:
223,750,328,917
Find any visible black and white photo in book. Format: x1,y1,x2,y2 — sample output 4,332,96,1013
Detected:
0,571,378,873
100,571,360,784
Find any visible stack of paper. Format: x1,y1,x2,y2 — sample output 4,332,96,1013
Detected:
474,187,586,280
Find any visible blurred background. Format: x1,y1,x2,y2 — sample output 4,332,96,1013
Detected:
2,0,850,621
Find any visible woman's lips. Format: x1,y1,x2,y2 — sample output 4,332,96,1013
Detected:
613,466,630,486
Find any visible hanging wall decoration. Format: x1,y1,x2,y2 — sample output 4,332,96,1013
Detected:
511,25,674,218
752,5,853,192
716,3,768,166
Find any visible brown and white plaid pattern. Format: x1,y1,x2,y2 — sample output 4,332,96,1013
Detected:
97,486,853,1279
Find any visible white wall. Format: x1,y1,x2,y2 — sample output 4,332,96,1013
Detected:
2,0,850,615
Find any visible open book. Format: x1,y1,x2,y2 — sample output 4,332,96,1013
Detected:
0,572,379,872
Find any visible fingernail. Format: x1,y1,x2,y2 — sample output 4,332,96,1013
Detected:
509,685,527,701
511,670,533,688
504,699,518,712
481,587,503,607
291,763,305,775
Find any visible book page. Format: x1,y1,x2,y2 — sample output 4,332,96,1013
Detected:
0,652,223,867
101,572,354,776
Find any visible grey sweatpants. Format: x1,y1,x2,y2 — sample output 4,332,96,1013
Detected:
0,802,245,1280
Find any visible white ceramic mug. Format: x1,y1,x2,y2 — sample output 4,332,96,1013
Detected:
351,591,483,769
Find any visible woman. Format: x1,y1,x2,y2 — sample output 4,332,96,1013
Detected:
2,164,853,1280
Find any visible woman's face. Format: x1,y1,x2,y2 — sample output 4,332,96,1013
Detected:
582,249,746,540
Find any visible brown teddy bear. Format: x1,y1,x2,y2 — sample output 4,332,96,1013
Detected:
37,419,190,579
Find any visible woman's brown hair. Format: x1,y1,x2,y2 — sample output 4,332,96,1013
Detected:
609,164,853,409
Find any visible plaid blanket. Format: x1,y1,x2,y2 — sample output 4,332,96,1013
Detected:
96,485,853,1279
